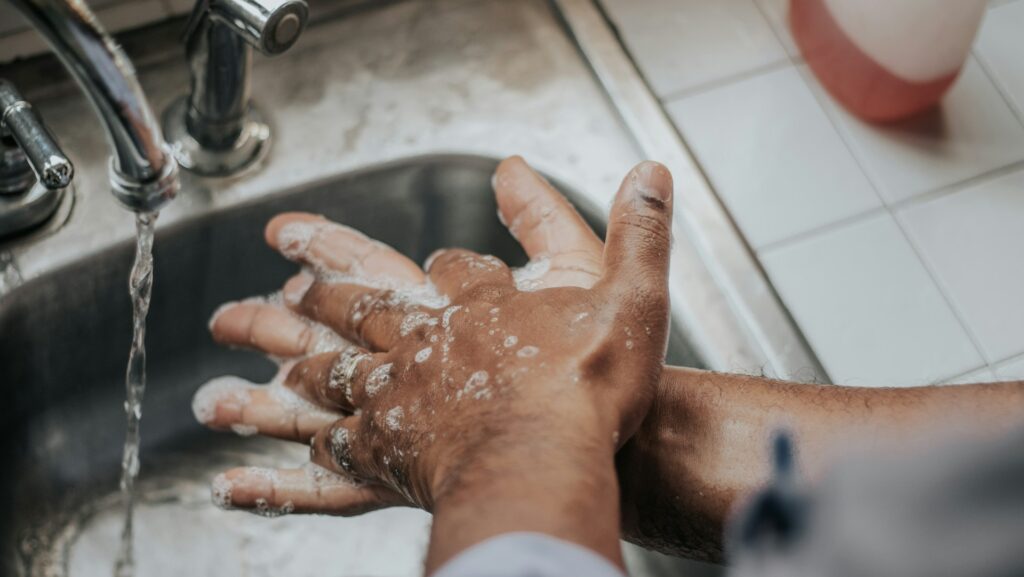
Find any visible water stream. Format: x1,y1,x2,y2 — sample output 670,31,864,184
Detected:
113,212,158,577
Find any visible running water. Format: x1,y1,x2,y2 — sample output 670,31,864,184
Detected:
113,212,158,577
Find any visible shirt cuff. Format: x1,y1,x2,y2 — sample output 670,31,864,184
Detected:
433,532,627,577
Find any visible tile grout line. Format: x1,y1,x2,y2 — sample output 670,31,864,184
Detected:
971,46,1024,130
658,58,794,105
890,207,994,370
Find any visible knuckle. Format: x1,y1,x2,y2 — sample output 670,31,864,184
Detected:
615,213,672,245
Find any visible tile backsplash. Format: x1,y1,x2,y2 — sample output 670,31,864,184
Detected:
0,0,194,64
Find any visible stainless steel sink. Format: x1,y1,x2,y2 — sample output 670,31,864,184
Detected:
0,155,697,576
0,0,817,575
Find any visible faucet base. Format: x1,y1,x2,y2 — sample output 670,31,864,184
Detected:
162,97,271,178
0,181,67,240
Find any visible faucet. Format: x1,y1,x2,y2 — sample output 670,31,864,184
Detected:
162,0,308,176
0,79,73,237
8,0,178,214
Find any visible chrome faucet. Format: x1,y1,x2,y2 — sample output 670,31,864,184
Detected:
163,0,308,176
8,0,178,215
0,79,73,237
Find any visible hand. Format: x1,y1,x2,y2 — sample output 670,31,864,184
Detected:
196,156,624,511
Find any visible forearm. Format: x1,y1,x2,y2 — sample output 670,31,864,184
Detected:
618,366,1024,561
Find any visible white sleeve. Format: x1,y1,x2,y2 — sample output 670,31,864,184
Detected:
433,532,628,577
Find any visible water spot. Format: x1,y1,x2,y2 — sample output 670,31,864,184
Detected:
626,340,634,350
385,406,404,431
364,362,394,397
517,346,539,358
415,347,433,363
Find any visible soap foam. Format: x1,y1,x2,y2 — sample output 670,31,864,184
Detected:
191,375,256,424
512,257,551,292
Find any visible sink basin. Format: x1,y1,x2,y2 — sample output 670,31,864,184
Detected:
1,155,695,576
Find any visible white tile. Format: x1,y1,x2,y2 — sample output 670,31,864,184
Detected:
667,67,881,248
760,213,983,386
995,355,1024,380
802,59,1024,203
900,169,1024,363
976,1,1024,119
943,366,997,385
752,0,799,57
600,0,787,98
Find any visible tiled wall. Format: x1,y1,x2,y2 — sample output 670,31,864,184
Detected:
0,0,193,63
602,0,1024,386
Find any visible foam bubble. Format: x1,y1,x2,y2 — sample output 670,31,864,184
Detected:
385,406,404,431
517,346,539,358
401,311,438,336
513,257,551,292
457,370,490,400
191,376,255,424
277,221,322,260
415,347,433,363
503,335,518,348
211,473,234,509
230,424,259,437
441,305,463,329
364,362,394,397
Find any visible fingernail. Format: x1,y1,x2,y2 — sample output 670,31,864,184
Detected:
631,162,673,203
277,221,320,260
207,300,237,332
283,273,314,306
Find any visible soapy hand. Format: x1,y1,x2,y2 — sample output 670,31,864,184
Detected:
194,157,673,518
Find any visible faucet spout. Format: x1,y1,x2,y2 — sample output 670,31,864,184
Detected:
10,0,178,213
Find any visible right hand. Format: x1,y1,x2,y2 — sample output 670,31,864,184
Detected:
194,156,649,516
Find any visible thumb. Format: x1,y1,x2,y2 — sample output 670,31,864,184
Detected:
600,161,674,293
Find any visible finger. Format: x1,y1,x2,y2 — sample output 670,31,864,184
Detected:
493,156,604,288
291,280,430,350
266,212,425,284
599,161,674,295
284,346,390,411
425,248,514,299
212,465,405,516
192,375,341,442
209,298,345,357
310,415,371,480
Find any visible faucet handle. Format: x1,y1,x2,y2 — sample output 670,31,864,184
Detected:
200,0,308,56
0,79,73,192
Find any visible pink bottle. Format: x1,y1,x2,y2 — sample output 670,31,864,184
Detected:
790,0,987,122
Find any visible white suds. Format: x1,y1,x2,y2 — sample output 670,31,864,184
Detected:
442,305,463,328
252,497,294,518
512,257,551,292
517,346,540,358
503,335,518,348
401,311,438,336
211,473,234,509
191,376,255,424
230,424,259,437
415,347,433,363
364,363,394,397
572,312,590,324
458,370,491,400
385,406,404,431
277,221,323,260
